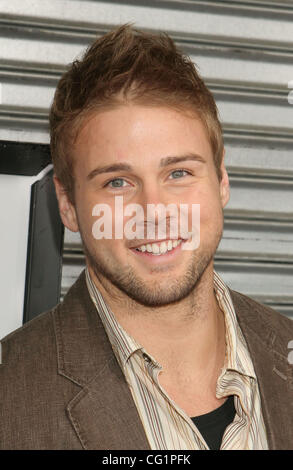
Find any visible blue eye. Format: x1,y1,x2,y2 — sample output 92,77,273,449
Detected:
170,169,188,179
107,178,127,188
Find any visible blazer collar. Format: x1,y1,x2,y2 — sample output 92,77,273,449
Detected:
230,290,293,450
53,269,150,450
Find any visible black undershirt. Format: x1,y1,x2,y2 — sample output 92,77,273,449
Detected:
191,395,236,450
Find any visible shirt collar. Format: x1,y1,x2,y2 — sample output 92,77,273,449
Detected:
86,267,256,380
214,271,256,380
85,268,142,369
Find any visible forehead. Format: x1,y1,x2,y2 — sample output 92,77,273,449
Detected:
73,104,213,167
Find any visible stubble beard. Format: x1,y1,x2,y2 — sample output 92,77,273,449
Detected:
81,226,223,308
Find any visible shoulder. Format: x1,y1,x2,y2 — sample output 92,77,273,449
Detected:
0,270,89,367
0,307,56,367
230,289,293,329
229,289,293,355
0,307,57,358
0,303,83,449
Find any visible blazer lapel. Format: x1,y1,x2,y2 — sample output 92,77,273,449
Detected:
230,290,293,450
53,270,150,450
66,356,151,450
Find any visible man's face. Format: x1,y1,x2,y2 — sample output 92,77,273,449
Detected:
56,104,229,306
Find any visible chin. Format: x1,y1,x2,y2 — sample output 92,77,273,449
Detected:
88,244,214,308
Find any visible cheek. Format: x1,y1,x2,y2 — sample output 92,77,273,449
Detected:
197,188,223,232
76,196,127,257
74,193,99,245
78,203,93,232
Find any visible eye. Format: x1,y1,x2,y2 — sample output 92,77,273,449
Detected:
169,169,190,179
105,178,129,189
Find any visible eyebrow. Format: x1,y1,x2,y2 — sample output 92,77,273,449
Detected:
159,153,205,168
87,163,132,181
86,153,205,181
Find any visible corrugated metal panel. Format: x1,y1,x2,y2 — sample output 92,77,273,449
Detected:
0,0,292,318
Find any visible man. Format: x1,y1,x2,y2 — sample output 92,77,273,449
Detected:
0,25,292,450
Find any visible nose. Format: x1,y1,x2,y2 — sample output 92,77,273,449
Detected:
135,183,179,240
137,184,165,208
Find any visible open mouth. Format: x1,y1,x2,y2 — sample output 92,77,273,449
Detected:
132,238,184,256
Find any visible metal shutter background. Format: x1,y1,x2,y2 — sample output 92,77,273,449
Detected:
0,0,292,318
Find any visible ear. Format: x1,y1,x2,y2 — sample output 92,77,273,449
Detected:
219,148,230,208
53,175,79,232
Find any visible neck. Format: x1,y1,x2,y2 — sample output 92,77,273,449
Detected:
87,261,226,380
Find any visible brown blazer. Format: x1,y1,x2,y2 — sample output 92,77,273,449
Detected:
0,269,292,450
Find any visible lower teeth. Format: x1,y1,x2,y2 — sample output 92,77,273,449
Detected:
150,252,164,256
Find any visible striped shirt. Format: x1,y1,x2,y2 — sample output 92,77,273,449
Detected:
85,268,268,450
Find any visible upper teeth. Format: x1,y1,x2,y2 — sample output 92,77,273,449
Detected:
135,239,182,255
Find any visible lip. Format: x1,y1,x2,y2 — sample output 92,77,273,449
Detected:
129,239,185,264
128,238,184,250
